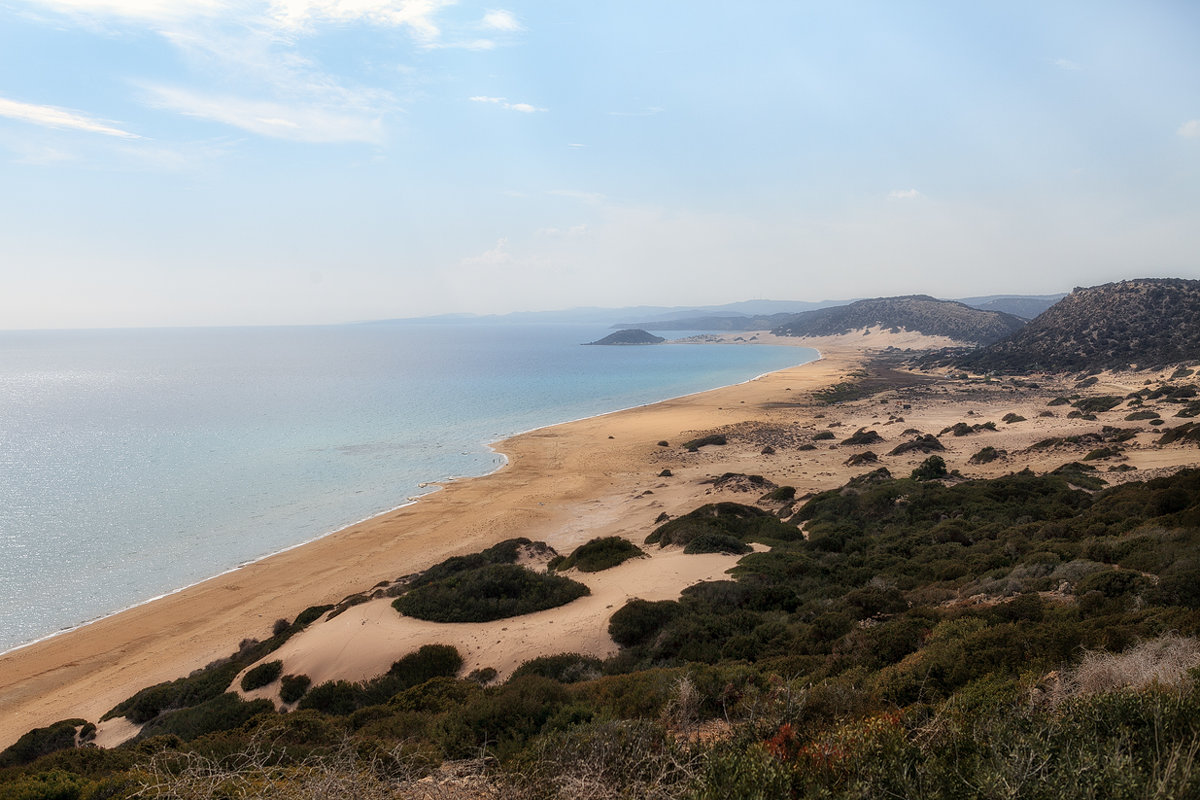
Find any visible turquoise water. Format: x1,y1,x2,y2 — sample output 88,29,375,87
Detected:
0,323,815,652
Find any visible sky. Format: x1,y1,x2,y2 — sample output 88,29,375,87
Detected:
1,1,1199,329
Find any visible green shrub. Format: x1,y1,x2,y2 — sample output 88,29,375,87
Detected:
609,599,681,647
1073,395,1123,413
682,434,726,450
512,653,604,683
646,502,799,549
683,533,753,555
394,564,589,623
240,660,282,691
911,455,947,480
762,485,796,502
279,674,311,704
136,693,275,741
0,720,87,768
841,428,883,446
556,537,645,572
0,768,89,800
1002,412,1026,423
296,681,361,716
389,644,463,684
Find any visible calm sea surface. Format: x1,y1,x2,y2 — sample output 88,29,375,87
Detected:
0,323,815,652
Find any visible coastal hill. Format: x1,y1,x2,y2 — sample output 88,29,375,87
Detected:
771,295,1026,345
958,278,1200,373
584,329,665,346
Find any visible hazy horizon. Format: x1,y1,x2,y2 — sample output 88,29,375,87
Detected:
3,1,1199,329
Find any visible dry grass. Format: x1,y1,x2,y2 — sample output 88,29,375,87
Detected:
1050,634,1200,706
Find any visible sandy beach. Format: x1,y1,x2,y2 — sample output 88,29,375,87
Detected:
3,331,1198,749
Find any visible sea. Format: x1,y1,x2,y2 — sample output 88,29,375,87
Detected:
0,323,816,654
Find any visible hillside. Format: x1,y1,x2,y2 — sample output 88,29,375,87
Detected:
959,279,1200,373
584,329,665,345
957,293,1067,319
772,295,1026,345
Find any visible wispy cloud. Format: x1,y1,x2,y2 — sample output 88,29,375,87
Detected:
267,0,452,38
423,38,496,50
888,188,923,200
461,237,512,267
143,86,383,143
480,9,521,31
1179,120,1200,138
1052,57,1081,71
17,0,229,23
549,189,604,203
469,95,545,112
567,143,585,148
608,107,663,117
0,95,141,138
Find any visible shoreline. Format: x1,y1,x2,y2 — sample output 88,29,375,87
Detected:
0,338,834,748
0,340,819,662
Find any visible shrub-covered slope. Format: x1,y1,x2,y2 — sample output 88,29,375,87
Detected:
6,470,1200,799
772,295,1025,345
959,278,1200,373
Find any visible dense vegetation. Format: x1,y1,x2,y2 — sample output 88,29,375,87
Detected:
5,468,1200,798
956,278,1200,372
772,295,1026,344
552,536,646,572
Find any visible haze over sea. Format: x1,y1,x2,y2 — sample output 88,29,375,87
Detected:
0,323,814,653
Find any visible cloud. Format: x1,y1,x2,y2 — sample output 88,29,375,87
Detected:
0,95,141,138
16,0,229,23
480,9,521,31
267,0,452,38
1052,58,1081,71
21,0,452,38
1178,120,1200,138
143,86,383,143
567,143,585,148
608,107,664,117
888,188,923,200
469,96,546,112
423,38,496,50
548,189,604,203
461,237,512,267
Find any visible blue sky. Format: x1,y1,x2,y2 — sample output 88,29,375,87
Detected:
1,0,1198,328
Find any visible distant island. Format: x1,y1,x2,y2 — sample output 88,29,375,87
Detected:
584,329,665,346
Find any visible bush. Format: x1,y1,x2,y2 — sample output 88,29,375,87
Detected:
646,503,800,549
911,455,947,480
296,681,361,716
1074,395,1123,413
556,537,645,572
683,533,753,555
841,428,883,446
0,720,87,768
609,599,681,647
393,564,589,623
136,693,275,741
812,431,835,441
682,434,726,451
279,674,311,704
969,446,1003,464
762,485,796,502
512,653,604,683
240,660,282,692
389,644,463,684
